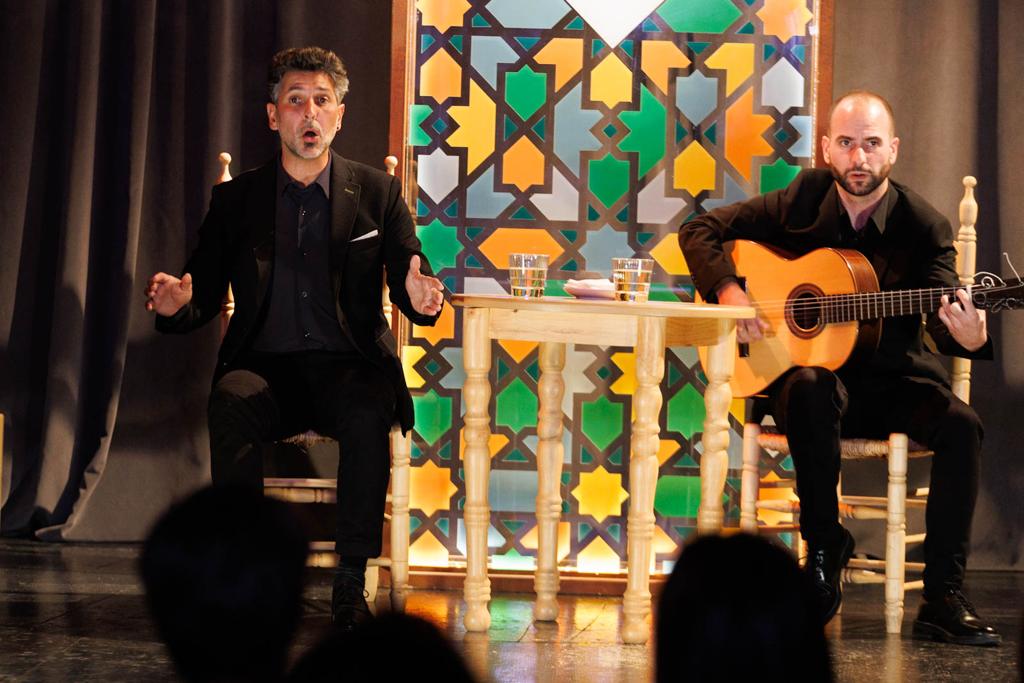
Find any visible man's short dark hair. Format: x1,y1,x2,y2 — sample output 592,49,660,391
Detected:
268,46,349,103
141,485,309,682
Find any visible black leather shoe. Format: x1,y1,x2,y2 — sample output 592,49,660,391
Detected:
331,570,372,632
805,527,855,625
913,589,1002,647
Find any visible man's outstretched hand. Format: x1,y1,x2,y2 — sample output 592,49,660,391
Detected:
405,255,444,316
145,272,193,316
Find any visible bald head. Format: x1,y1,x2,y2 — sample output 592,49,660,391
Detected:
828,90,896,137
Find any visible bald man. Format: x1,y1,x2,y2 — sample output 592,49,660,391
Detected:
679,91,999,646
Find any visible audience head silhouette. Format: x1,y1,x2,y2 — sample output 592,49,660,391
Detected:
141,484,308,682
656,533,832,683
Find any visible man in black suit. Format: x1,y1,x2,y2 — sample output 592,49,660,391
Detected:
679,91,1000,646
145,46,443,629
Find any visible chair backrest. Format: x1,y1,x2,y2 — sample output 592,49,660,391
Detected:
951,176,978,403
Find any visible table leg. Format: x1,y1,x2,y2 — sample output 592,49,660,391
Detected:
622,316,665,644
462,308,492,631
697,319,737,534
534,341,565,621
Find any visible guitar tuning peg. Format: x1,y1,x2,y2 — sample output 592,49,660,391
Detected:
1003,252,1023,284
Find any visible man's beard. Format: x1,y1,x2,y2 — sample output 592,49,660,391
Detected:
831,162,891,196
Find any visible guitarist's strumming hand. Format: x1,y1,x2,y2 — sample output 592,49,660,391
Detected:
717,281,769,344
939,288,987,352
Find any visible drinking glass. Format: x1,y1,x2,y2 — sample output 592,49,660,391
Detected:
612,257,653,302
508,253,549,298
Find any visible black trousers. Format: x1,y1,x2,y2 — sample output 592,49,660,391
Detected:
768,367,982,597
207,351,396,558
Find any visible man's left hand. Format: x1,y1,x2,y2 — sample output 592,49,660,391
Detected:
405,254,444,316
939,288,987,352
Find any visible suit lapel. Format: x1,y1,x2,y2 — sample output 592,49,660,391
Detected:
330,152,361,280
245,161,277,307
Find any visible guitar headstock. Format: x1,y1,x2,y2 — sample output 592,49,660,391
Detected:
972,271,1024,311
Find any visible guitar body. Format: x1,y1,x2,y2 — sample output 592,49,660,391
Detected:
696,240,881,397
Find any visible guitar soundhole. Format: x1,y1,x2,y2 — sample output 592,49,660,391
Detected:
785,285,826,339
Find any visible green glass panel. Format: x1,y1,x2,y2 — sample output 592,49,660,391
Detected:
515,36,540,50
667,383,705,439
560,229,578,242
496,377,538,433
616,206,629,222
607,446,622,466
636,231,654,245
511,206,535,220
525,360,540,382
543,279,567,297
420,34,435,53
675,121,688,144
774,128,791,144
649,282,682,302
588,152,630,208
567,16,585,30
439,441,452,460
472,13,491,27
579,522,592,540
444,199,459,217
504,115,517,140
442,274,456,291
581,395,624,450
738,21,754,34
688,41,711,55
603,123,618,138
619,85,666,178
595,366,611,380
505,449,529,463
424,359,441,375
705,122,717,145
658,0,742,34
561,501,570,513
676,452,699,469
668,362,683,387
416,219,462,271
437,518,450,534
409,104,433,147
607,523,622,542
780,455,794,472
505,65,547,121
466,254,483,268
412,441,423,459
503,520,526,533
760,158,801,194
792,45,807,64
591,39,605,57
497,357,511,383
465,226,484,240
764,44,777,61
642,18,660,32
587,204,600,220
561,472,571,486
450,35,464,53
581,447,594,465
413,390,452,446
654,475,701,517
562,258,579,272
409,517,422,533
619,40,634,58
531,116,547,140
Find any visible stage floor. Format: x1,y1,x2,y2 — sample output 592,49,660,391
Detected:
0,539,1019,681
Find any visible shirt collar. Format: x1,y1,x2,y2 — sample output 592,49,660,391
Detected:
836,180,896,234
276,153,332,199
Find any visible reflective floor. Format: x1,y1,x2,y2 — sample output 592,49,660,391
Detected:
0,539,1020,681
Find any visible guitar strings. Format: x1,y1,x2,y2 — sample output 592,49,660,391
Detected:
736,284,1008,316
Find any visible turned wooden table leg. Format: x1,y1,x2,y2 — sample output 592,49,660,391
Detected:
622,316,665,644
697,319,737,534
389,426,411,611
462,308,493,631
534,341,565,622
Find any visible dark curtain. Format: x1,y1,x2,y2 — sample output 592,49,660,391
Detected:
0,0,393,540
833,0,1024,570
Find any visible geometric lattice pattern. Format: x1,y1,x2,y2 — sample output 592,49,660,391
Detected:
407,0,818,573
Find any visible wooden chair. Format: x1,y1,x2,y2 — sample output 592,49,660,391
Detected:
739,176,978,634
215,153,411,610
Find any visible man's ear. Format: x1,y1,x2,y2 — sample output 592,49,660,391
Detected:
266,102,279,131
821,135,831,164
336,103,345,131
890,136,900,163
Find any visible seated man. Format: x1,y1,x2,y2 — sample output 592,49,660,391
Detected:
679,90,999,646
145,46,443,629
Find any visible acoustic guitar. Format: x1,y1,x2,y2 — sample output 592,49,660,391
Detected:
696,240,1024,397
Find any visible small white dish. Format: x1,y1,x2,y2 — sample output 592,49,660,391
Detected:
564,278,615,300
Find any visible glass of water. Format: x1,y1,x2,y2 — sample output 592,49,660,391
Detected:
508,253,549,298
612,257,653,302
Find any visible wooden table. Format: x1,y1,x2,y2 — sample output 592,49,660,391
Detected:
451,294,754,644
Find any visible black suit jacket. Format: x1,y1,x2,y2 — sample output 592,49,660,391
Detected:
157,151,440,431
678,168,992,387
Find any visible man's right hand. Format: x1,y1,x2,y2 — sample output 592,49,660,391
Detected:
145,272,193,316
716,281,768,344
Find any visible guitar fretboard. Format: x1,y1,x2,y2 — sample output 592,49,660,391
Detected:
820,286,968,323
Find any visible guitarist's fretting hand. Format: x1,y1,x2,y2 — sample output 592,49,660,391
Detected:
717,281,769,343
939,288,987,352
